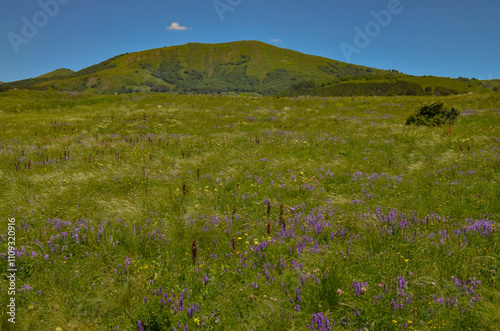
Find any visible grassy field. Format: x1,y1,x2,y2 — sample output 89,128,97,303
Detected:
0,90,499,330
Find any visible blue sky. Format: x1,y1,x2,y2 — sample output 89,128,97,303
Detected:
1,0,499,82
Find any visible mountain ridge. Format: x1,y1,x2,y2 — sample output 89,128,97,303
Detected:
2,41,397,94
2,40,498,96
37,68,75,79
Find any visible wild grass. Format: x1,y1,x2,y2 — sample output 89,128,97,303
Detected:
0,90,499,330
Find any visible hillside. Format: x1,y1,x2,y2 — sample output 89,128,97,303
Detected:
280,75,499,97
1,41,396,95
2,41,498,96
37,68,75,79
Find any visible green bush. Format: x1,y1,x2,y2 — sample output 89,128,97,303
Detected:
434,86,458,96
281,79,424,97
405,100,460,126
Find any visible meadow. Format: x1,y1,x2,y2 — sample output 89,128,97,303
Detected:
0,90,499,330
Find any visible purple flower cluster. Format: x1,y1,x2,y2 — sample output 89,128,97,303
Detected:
18,284,33,292
309,312,331,331
187,304,199,318
463,219,496,237
351,281,368,297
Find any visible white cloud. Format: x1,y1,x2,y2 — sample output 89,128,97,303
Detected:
166,22,191,31
270,38,282,43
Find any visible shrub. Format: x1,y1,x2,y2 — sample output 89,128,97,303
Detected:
434,86,458,96
405,101,460,126
290,80,317,92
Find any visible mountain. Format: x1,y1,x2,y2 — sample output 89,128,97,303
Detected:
37,68,75,79
1,41,498,96
2,41,399,95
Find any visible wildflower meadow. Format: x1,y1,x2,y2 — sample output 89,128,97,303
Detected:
0,90,499,330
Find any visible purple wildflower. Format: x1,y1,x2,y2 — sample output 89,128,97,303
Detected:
309,312,331,331
124,257,132,270
351,281,368,297
295,288,302,303
187,304,199,318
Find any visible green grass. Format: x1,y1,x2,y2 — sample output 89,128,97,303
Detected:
0,90,499,330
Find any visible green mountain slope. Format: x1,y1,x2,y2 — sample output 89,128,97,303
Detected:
2,40,498,96
38,68,75,79
2,41,395,95
280,75,499,97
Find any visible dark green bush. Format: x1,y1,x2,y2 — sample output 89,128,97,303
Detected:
405,101,460,126
434,86,458,96
281,79,424,97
